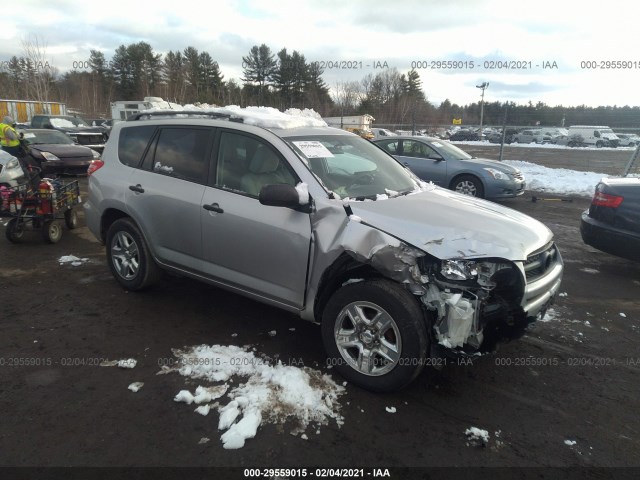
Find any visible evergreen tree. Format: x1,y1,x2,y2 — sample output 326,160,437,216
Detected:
241,44,277,105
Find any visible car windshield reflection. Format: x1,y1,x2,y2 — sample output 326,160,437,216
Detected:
284,134,417,199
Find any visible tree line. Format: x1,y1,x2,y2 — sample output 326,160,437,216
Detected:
1,38,639,129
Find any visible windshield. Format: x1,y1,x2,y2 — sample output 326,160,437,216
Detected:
429,140,472,160
22,130,74,145
50,116,90,128
284,134,418,199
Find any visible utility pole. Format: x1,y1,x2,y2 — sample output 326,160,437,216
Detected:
476,82,489,136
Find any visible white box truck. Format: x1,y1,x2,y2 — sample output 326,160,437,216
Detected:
567,125,619,148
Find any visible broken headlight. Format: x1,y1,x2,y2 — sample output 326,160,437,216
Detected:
440,259,478,281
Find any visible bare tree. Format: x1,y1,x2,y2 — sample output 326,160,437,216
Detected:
332,81,361,125
21,34,55,102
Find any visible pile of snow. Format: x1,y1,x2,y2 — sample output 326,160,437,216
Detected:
128,382,144,392
167,344,345,449
465,427,490,446
141,104,327,129
503,161,606,197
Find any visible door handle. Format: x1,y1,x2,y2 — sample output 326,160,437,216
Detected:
203,203,224,213
129,184,144,193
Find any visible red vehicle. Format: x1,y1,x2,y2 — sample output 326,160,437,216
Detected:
0,170,81,243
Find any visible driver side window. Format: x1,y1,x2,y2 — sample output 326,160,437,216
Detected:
215,131,296,197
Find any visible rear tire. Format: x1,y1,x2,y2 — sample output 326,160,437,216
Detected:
321,279,429,392
42,220,63,244
64,209,78,229
5,218,24,243
451,174,484,198
106,218,161,291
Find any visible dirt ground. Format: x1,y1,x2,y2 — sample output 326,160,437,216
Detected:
1,147,639,479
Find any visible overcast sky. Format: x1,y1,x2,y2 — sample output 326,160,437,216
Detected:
3,0,638,107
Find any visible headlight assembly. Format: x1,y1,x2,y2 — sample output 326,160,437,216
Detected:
41,152,60,161
483,168,506,180
440,259,478,281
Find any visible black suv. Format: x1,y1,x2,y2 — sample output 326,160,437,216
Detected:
30,115,108,152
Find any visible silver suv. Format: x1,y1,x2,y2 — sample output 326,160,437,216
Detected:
85,110,563,392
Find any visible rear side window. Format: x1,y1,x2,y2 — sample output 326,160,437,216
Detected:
118,125,156,167
150,127,212,183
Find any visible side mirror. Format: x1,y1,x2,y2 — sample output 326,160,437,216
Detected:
259,184,308,209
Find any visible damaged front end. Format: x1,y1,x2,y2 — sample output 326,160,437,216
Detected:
420,258,531,355
325,215,563,357
417,241,563,355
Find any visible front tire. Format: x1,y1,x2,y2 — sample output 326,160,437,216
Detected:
105,218,161,291
451,174,484,198
5,218,24,243
321,279,429,392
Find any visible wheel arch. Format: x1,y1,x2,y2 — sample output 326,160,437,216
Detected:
100,208,131,243
313,253,386,323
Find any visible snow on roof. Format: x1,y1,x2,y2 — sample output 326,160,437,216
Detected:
141,102,327,129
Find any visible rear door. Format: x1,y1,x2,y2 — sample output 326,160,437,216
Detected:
125,126,214,271
200,130,312,309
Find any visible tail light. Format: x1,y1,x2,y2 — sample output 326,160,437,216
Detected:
592,191,623,208
87,160,104,176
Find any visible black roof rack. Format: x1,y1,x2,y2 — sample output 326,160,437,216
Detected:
128,111,244,122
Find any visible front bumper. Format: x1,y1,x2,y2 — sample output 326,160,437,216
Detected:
485,178,526,199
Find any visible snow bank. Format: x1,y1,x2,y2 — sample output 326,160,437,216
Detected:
503,161,607,197
169,344,345,449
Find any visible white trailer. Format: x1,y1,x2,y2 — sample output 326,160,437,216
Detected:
110,97,181,122
323,114,375,129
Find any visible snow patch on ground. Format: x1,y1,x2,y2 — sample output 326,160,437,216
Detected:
58,255,89,267
128,382,144,392
465,427,490,446
538,307,560,323
167,344,345,449
580,268,600,274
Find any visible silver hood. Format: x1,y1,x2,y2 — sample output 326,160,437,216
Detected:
348,187,552,261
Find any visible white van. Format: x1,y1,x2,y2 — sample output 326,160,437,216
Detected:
567,125,619,148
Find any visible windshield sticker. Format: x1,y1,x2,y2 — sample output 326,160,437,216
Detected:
431,142,444,147
293,141,334,158
23,133,36,139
